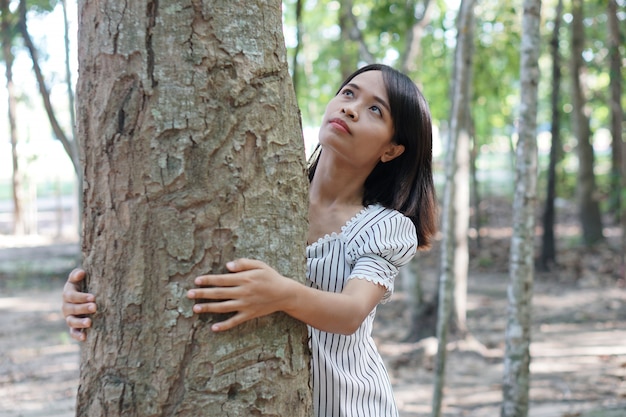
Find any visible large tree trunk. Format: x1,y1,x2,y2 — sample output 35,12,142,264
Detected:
501,0,541,416
570,0,604,246
540,0,563,271
76,2,312,416
1,0,25,236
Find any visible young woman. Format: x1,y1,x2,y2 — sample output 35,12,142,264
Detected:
63,63,437,417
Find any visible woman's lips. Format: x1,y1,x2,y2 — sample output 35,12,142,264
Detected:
328,118,351,134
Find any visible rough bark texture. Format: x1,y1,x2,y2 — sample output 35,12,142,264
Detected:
501,0,541,416
76,2,312,416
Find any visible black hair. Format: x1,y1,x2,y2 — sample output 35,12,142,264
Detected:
308,64,437,249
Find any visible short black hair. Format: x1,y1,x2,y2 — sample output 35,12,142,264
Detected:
308,64,437,249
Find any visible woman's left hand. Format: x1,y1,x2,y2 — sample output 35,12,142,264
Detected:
187,258,294,332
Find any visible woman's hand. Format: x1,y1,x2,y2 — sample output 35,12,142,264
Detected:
61,268,96,341
187,259,295,332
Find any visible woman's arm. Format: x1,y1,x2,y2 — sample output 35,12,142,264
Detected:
187,258,386,335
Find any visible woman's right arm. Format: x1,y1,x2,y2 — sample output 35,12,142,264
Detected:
61,268,96,342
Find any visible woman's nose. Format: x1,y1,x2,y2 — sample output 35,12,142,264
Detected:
342,105,358,120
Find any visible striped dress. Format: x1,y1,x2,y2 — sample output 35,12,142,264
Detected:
306,204,418,417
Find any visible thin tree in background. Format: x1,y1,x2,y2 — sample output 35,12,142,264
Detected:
607,0,625,278
60,0,76,141
570,0,604,246
540,0,563,271
291,0,304,94
75,1,312,415
1,0,25,235
607,0,623,225
432,0,475,415
400,0,433,74
501,0,541,415
18,0,78,175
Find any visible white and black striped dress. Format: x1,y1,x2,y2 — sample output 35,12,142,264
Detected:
306,204,417,417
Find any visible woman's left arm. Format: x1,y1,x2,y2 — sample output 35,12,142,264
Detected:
187,258,386,334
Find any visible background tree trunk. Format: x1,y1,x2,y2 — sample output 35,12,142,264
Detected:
431,0,475,415
18,0,79,176
1,0,25,236
570,0,604,246
540,0,563,271
76,1,312,416
607,0,624,278
501,0,541,415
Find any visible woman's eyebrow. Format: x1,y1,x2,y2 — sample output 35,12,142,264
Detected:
345,82,391,114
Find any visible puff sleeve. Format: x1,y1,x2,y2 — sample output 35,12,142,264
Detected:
346,210,418,303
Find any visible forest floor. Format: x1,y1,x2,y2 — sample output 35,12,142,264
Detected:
0,198,625,417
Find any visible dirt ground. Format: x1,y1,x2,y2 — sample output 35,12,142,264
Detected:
0,227,625,417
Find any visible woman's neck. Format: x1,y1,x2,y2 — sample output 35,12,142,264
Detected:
309,153,366,209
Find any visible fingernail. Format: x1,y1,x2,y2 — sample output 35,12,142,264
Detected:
211,324,220,332
187,290,195,298
226,261,235,269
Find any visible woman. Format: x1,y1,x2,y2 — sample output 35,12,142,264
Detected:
63,63,437,417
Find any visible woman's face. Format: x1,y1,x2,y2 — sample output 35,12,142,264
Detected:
318,70,404,170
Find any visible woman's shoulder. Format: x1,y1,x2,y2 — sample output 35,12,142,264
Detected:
345,204,417,265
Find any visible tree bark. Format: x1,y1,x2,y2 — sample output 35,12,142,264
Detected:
76,1,312,416
570,0,604,246
501,0,541,416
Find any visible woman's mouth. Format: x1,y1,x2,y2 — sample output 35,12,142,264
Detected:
329,118,351,134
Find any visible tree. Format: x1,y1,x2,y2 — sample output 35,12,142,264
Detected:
75,1,312,416
570,0,604,246
1,0,25,235
501,0,541,415
607,0,624,277
18,0,79,176
540,0,564,271
431,0,475,415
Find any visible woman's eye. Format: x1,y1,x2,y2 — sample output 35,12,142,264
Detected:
370,105,382,116
342,89,354,97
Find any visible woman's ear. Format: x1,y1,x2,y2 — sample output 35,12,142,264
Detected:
381,143,405,163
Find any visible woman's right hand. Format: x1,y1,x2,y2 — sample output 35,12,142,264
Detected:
61,268,96,342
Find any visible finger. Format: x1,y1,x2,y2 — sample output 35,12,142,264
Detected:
62,286,95,304
191,299,240,315
187,287,236,301
194,273,241,287
69,327,87,342
226,258,266,273
211,312,248,332
65,315,92,330
68,268,86,284
62,302,96,318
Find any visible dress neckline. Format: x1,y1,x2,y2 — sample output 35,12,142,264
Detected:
307,205,375,248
